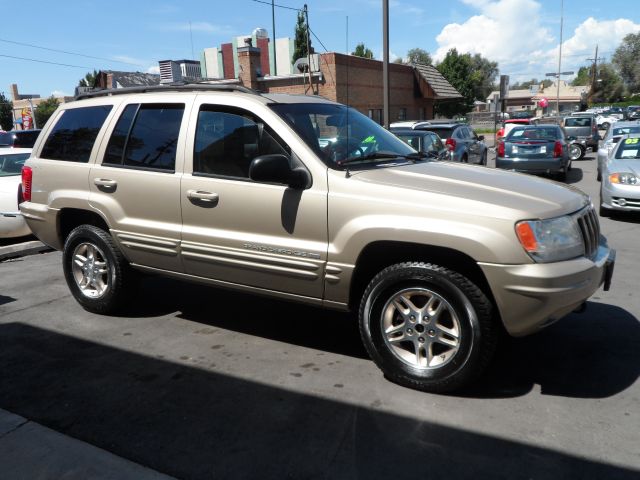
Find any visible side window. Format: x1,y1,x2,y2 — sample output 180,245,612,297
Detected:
103,104,138,166
194,107,289,179
41,105,113,162
124,104,184,171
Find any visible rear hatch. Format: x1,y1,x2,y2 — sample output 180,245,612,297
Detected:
564,117,595,139
505,139,556,159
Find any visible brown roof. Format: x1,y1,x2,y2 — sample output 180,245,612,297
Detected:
412,63,462,99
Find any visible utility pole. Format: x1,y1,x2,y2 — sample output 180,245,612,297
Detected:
556,0,564,115
271,0,277,76
382,0,390,128
586,44,604,102
304,4,312,93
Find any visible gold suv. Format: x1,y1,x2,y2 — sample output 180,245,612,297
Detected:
19,85,615,392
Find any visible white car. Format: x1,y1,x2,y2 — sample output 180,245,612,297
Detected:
0,148,32,238
596,114,619,130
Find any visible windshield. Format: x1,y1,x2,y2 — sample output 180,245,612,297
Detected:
425,127,453,139
613,126,640,137
615,137,640,159
0,153,30,176
507,127,560,141
269,103,415,168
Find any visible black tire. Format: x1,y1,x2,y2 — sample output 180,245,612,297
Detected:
358,262,498,393
597,168,602,182
63,225,133,314
480,150,487,166
599,187,612,217
557,168,568,182
601,122,610,131
461,154,468,163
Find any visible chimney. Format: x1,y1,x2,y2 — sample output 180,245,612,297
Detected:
10,84,19,101
237,39,262,90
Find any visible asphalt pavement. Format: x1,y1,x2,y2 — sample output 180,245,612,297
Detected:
0,150,638,479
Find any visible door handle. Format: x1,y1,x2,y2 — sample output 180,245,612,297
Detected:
187,189,219,203
94,178,117,189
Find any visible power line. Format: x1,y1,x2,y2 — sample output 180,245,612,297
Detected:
0,53,91,69
308,27,329,53
249,0,301,11
0,37,144,66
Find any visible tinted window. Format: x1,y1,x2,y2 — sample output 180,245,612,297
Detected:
103,104,139,165
613,126,640,137
123,104,184,171
194,107,288,178
564,117,592,127
508,127,561,140
428,128,453,140
41,106,112,162
397,135,421,150
615,137,640,159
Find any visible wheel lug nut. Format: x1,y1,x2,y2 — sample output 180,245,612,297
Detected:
407,328,413,334
428,329,436,337
410,315,415,321
418,337,425,343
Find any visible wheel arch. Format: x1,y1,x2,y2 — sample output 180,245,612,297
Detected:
58,208,111,247
348,241,499,318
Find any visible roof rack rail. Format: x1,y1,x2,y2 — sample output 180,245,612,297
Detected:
74,82,259,100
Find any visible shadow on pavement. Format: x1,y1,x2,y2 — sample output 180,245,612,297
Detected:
0,322,638,480
566,167,583,184
114,275,639,399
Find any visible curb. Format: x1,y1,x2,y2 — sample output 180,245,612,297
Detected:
0,240,52,262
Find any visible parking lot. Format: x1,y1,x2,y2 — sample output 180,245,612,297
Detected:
0,150,638,479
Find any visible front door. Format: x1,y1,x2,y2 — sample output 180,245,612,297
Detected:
180,102,327,299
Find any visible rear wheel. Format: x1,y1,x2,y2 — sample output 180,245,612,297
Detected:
480,151,487,166
63,225,134,314
569,144,584,161
359,262,498,393
597,168,602,182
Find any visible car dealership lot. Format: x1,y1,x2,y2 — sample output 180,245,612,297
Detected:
0,153,638,479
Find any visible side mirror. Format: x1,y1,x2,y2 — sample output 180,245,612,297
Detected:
249,154,310,189
477,135,485,141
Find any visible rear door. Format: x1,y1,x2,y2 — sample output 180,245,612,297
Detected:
89,95,193,272
564,117,592,138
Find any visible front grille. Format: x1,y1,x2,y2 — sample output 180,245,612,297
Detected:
575,206,600,259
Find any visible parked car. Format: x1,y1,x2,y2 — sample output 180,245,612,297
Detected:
391,129,449,160
605,107,625,120
599,134,640,216
420,123,488,165
0,130,42,148
597,121,640,181
495,119,532,145
496,125,571,181
0,148,32,238
562,115,599,154
624,106,640,120
19,84,615,393
596,114,619,131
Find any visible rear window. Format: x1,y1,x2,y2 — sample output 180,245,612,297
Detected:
0,132,11,146
615,137,640,159
41,106,113,162
427,128,453,139
507,127,561,141
0,152,30,176
564,117,592,127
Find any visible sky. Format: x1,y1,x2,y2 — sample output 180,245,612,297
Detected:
2,0,640,99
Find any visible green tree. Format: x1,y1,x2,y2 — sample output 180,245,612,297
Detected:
591,63,625,103
0,92,13,131
292,11,313,63
469,53,498,100
571,66,591,86
34,96,59,128
435,49,476,117
406,48,432,65
78,69,98,87
613,32,640,93
352,42,374,59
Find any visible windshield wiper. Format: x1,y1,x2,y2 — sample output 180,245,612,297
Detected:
338,150,429,166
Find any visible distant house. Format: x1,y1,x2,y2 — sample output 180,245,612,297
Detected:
93,70,161,89
487,80,589,115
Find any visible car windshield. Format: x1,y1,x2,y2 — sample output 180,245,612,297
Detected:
397,133,440,152
424,127,453,139
269,103,415,168
507,127,560,141
615,137,640,159
0,153,30,176
613,126,640,137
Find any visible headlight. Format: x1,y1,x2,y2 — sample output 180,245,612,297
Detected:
515,215,584,263
609,172,639,185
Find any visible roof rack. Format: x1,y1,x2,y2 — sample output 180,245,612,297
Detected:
74,82,259,100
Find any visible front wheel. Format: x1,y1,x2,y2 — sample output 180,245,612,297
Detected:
601,122,610,131
359,262,498,393
63,224,134,314
480,150,487,166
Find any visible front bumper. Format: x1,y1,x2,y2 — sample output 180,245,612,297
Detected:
601,182,640,211
479,245,615,337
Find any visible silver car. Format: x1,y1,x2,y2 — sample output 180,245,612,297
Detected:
597,121,640,181
600,133,640,216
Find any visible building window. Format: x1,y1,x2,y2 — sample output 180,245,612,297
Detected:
398,108,407,121
418,107,425,120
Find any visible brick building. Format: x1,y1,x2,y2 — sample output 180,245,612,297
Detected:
231,46,461,123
